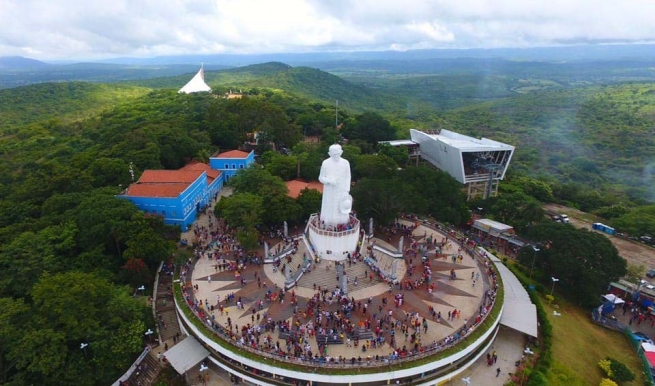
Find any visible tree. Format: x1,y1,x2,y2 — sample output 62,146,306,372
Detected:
0,222,78,298
215,193,264,228
481,192,546,234
624,264,646,285
263,152,298,181
229,166,288,198
352,177,423,225
262,193,301,225
518,223,627,306
296,188,322,220
611,205,655,237
401,165,470,225
73,191,141,255
237,226,260,251
123,226,176,269
378,143,409,166
0,298,30,384
342,112,396,143
10,272,149,385
354,154,398,180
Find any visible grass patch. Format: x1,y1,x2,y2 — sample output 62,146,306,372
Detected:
541,296,646,385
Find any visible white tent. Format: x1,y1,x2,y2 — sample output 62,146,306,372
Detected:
164,336,209,374
178,67,212,94
602,294,625,305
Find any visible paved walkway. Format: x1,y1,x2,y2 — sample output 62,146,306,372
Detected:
176,197,525,385
444,326,526,385
188,217,489,367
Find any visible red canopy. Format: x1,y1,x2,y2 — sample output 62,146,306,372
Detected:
645,351,655,368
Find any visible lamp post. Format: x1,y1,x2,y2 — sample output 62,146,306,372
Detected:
138,285,145,296
145,328,154,344
80,342,88,358
529,246,540,279
550,277,559,295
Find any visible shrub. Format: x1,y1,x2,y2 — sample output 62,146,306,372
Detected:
599,378,618,386
598,358,613,378
599,357,636,383
607,358,635,383
526,370,549,386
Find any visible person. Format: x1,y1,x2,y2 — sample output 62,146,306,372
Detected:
319,144,352,226
496,367,501,377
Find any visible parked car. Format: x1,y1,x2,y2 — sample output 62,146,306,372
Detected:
647,269,655,278
633,331,654,344
560,214,570,223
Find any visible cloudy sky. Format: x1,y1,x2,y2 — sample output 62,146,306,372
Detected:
1,0,654,60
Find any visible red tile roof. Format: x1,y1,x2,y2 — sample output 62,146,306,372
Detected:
213,149,251,159
179,162,222,182
285,179,323,199
124,183,190,198
138,169,204,183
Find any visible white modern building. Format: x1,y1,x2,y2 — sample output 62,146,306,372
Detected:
408,129,515,199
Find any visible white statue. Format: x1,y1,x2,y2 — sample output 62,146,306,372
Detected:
319,144,352,226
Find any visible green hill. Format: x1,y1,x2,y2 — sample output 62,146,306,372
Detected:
441,82,655,201
131,62,413,114
0,82,150,131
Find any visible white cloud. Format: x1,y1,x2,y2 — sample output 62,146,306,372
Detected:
0,0,654,60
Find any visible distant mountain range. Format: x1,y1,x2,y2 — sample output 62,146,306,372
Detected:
0,56,50,69
86,44,655,66
2,44,655,89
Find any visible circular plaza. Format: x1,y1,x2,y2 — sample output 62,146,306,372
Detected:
174,210,504,386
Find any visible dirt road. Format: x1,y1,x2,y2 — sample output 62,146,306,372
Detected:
544,203,655,269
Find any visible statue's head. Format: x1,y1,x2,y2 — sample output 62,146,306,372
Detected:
328,144,343,158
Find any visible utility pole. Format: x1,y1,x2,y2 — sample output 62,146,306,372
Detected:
335,100,339,128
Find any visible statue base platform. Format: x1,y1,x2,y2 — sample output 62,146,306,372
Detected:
306,214,360,261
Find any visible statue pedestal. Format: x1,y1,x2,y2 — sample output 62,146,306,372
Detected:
306,214,360,262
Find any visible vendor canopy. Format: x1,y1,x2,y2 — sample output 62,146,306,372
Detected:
164,336,209,374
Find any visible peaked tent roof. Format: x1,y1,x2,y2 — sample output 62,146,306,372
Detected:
163,336,209,374
178,67,212,94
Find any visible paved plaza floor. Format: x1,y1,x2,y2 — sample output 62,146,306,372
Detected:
178,198,524,385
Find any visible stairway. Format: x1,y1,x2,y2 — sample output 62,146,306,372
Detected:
155,274,181,342
123,351,161,386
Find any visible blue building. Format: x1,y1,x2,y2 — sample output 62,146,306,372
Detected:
209,149,255,181
118,162,223,231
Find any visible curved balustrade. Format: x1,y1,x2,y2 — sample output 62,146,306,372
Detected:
172,214,505,385
306,215,361,238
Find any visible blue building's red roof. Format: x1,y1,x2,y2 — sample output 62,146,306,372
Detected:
212,149,250,158
179,162,222,182
138,170,204,183
124,183,190,198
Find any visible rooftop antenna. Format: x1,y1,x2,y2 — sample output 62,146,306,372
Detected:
335,100,338,128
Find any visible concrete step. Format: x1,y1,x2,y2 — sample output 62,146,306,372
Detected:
125,350,161,386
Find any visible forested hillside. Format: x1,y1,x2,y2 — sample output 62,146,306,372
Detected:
439,83,655,204
1,59,655,383
130,62,436,118
0,82,150,130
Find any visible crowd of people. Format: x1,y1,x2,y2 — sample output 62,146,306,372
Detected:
175,212,502,369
